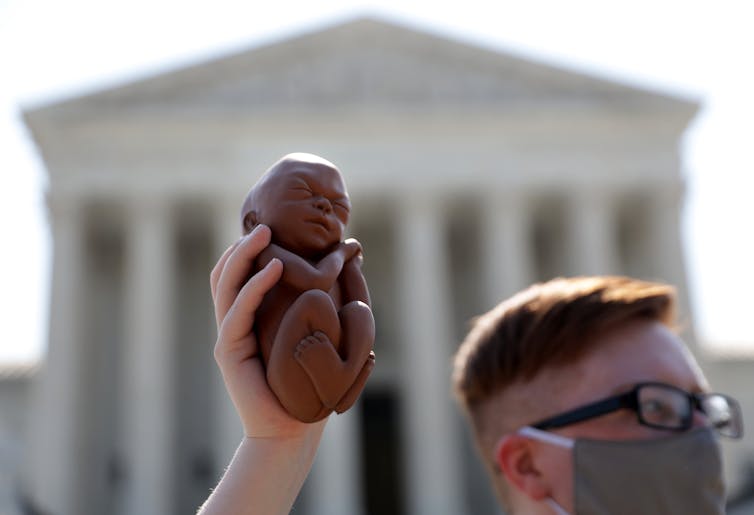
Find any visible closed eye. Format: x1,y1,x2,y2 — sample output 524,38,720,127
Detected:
289,186,313,198
333,200,350,212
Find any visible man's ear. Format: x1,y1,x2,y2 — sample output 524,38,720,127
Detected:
495,434,551,501
242,211,258,235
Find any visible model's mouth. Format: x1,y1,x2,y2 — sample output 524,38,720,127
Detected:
306,218,330,231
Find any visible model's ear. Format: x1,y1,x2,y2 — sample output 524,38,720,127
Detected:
495,434,551,501
242,211,258,235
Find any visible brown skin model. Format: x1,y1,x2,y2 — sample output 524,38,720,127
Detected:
240,153,375,422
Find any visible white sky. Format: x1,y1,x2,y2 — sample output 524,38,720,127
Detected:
1,0,752,363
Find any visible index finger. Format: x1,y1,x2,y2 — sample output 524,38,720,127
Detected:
210,240,241,301
217,257,283,348
214,224,272,325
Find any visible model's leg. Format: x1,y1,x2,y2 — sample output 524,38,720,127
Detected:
334,300,374,365
267,290,340,418
334,352,376,413
294,300,375,409
329,300,375,412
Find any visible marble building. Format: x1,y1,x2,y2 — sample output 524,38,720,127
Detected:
20,16,754,515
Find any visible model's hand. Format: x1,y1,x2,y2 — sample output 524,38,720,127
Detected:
210,224,325,438
341,238,363,261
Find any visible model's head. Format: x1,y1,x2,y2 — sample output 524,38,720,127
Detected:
241,153,351,260
452,276,728,513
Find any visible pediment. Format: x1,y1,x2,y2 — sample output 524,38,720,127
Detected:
28,17,695,120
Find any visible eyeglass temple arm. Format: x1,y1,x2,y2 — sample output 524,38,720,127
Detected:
532,394,634,430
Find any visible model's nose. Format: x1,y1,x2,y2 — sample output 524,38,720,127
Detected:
314,196,332,213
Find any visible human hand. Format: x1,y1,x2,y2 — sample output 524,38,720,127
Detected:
210,224,326,438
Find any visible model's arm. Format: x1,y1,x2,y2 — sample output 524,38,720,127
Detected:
256,239,360,292
338,242,371,306
199,224,326,515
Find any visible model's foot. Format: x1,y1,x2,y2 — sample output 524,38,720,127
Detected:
295,331,336,373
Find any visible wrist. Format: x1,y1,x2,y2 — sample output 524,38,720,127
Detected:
243,417,327,446
240,420,327,474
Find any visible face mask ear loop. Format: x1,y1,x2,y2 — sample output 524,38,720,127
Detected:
493,427,575,474
496,428,574,515
518,426,575,449
545,497,571,515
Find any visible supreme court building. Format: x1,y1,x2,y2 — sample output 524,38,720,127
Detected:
22,17,752,515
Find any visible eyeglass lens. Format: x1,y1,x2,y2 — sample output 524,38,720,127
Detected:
637,385,690,429
636,384,742,437
700,394,742,438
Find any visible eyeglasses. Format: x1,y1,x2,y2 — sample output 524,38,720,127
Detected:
530,382,743,438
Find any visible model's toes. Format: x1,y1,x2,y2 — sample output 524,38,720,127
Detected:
312,330,331,345
295,335,319,359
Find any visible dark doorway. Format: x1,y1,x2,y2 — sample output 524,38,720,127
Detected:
360,389,405,515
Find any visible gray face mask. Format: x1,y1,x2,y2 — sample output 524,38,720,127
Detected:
518,426,726,515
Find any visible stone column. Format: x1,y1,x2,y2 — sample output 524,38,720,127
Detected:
308,408,364,515
396,195,463,515
565,189,620,276
122,197,175,515
647,186,696,342
481,190,534,307
210,197,245,469
25,196,85,515
647,186,687,291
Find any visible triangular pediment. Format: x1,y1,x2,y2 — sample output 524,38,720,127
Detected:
27,17,695,119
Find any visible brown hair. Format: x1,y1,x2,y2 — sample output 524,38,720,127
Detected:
453,276,677,413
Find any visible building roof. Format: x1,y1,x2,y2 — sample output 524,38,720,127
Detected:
25,16,698,123
0,362,38,381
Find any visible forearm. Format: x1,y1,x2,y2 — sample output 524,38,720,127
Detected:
260,245,341,291
340,257,370,305
197,425,325,515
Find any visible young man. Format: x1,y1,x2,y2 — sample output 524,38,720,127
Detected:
452,275,742,514
200,226,742,515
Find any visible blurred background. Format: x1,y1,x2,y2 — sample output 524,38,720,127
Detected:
1,2,753,514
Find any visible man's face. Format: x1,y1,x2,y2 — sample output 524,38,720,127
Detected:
260,161,351,259
500,320,709,511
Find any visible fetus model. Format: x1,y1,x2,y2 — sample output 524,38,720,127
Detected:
240,153,375,422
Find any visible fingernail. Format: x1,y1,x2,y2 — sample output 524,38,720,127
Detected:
245,224,266,239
